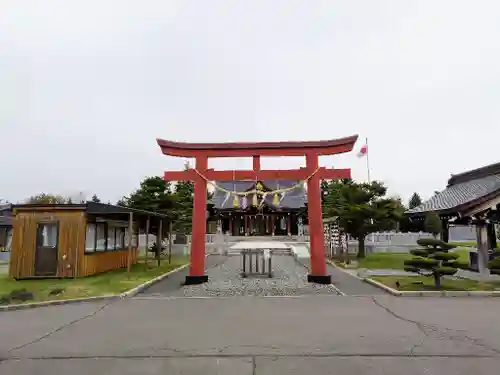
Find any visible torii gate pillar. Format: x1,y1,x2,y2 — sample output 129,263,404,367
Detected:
158,135,358,285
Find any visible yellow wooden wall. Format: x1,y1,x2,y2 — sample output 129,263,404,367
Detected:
10,207,139,279
10,208,85,279
81,248,138,276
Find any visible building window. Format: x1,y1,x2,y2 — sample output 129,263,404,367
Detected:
85,223,96,253
116,227,125,249
39,223,58,247
85,222,134,253
108,227,116,250
96,223,106,251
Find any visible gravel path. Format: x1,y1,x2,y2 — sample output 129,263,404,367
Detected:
152,254,341,297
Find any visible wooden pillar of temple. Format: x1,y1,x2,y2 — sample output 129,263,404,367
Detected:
244,215,248,236
271,215,275,236
475,221,490,275
306,153,329,283
187,155,208,284
487,223,497,250
441,219,449,243
228,214,233,236
287,214,291,236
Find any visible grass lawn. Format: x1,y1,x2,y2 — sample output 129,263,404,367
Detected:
352,248,471,270
0,255,188,305
371,275,500,291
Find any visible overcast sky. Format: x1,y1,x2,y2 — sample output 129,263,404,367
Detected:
1,0,499,204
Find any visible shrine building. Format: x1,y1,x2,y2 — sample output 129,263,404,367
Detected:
210,180,307,236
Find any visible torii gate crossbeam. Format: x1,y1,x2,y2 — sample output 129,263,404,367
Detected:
157,135,358,285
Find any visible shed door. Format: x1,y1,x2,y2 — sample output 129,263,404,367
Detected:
34,222,59,276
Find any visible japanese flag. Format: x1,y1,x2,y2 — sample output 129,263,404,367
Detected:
357,144,368,158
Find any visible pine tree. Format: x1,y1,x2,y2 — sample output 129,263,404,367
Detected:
323,179,403,258
408,192,422,209
172,180,194,233
91,194,101,203
424,213,442,238
404,238,469,289
489,252,500,275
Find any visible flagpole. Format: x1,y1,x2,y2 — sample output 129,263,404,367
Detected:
365,137,371,183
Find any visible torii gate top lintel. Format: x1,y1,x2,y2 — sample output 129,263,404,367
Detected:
156,135,358,158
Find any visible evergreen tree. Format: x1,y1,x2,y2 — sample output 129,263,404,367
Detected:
424,212,442,238
124,176,175,214
172,180,194,233
489,251,500,275
91,194,101,203
408,192,422,209
404,238,469,289
323,179,403,258
25,193,70,204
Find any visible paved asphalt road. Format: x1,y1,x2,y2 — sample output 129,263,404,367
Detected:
2,251,500,374
2,295,500,374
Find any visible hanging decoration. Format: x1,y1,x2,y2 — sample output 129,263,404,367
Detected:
222,191,231,208
252,194,258,207
194,166,320,210
272,193,280,206
279,191,286,204
258,192,268,209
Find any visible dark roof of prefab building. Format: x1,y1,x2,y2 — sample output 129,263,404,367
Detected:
0,217,12,227
406,162,500,215
211,180,307,210
12,202,170,219
0,204,12,227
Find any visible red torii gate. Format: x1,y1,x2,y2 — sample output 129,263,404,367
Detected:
157,135,358,285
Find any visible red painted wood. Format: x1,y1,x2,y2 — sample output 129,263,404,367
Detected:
157,135,358,158
306,153,327,276
253,155,261,171
164,168,351,182
190,155,208,277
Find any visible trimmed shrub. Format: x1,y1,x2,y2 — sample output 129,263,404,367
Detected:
403,238,468,289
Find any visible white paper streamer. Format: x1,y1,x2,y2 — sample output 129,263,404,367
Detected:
221,191,231,208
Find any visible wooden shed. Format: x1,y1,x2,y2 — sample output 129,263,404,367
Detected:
9,202,168,279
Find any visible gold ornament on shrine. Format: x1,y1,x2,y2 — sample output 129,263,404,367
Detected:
273,193,280,206
233,195,239,208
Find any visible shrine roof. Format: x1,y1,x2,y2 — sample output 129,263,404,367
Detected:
211,180,306,210
406,162,500,216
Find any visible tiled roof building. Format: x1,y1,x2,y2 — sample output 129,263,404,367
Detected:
407,162,500,274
